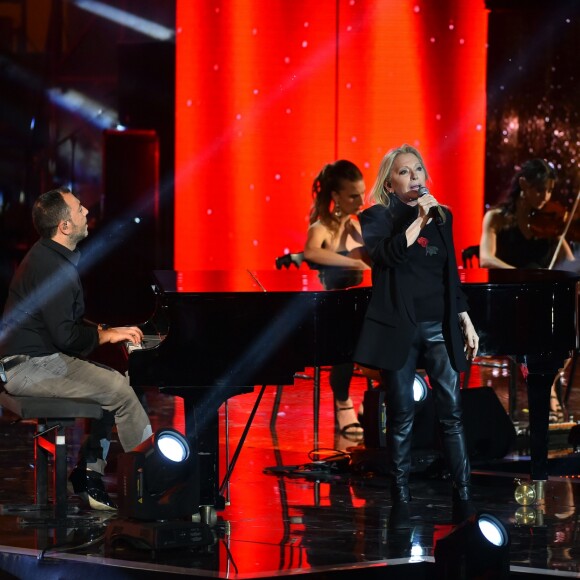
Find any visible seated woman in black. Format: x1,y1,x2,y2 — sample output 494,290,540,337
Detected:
480,158,575,422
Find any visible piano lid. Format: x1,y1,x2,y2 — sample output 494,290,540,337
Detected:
459,267,580,285
130,268,372,388
155,267,578,294
153,269,373,294
459,267,579,357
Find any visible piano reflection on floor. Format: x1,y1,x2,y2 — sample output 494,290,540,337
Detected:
123,267,579,512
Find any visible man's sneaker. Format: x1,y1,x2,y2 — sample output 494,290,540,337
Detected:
68,465,118,511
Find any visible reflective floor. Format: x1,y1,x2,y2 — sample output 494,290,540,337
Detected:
0,360,579,579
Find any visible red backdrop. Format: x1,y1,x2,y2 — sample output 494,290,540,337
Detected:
174,2,488,571
175,0,488,270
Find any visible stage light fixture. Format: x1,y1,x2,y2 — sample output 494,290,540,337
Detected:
434,512,510,579
71,0,174,40
477,513,508,546
47,88,118,129
106,429,214,551
116,428,199,521
413,372,429,404
157,430,189,461
362,371,433,449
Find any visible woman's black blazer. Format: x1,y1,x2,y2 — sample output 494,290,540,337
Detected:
353,202,470,372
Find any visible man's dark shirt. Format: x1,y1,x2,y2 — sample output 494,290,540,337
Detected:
0,238,99,358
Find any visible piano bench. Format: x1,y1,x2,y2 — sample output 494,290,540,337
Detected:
0,392,103,518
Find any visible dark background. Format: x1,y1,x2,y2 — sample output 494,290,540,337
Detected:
1,0,580,320
0,1,175,322
485,0,580,209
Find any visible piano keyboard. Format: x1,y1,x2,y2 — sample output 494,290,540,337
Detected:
125,334,165,354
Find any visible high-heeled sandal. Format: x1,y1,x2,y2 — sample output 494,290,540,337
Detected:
335,432,363,451
335,402,363,435
549,395,565,424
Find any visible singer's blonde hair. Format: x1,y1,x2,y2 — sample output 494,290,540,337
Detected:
370,144,430,207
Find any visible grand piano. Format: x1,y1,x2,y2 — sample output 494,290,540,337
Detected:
459,267,579,480
126,268,371,512
126,267,579,512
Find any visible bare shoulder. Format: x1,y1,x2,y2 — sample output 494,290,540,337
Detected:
307,220,330,235
306,220,331,245
482,208,506,231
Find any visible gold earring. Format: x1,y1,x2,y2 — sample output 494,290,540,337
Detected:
334,202,342,218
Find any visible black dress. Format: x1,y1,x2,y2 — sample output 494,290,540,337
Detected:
496,226,559,269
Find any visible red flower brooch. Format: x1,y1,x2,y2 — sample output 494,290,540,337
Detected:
417,236,439,256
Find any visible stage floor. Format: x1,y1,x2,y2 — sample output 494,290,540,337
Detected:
0,361,579,579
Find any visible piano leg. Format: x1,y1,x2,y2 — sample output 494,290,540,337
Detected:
524,353,568,480
181,397,225,514
525,372,551,480
177,386,255,520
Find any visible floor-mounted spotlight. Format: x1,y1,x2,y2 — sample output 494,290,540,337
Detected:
411,372,437,453
105,428,212,551
361,372,432,449
434,512,510,579
117,428,198,520
413,371,429,406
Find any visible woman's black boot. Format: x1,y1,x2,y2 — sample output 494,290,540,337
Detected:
389,485,412,530
381,362,416,531
452,484,476,524
430,356,476,524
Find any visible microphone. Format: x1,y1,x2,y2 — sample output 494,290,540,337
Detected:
417,185,445,226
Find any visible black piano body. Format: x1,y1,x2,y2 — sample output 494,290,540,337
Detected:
460,268,579,479
127,266,579,511
126,269,372,510
459,268,578,358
